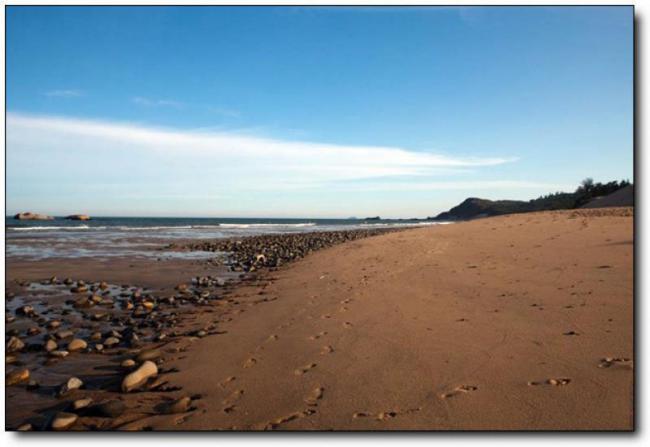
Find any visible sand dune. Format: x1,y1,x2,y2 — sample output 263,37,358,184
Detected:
133,208,633,430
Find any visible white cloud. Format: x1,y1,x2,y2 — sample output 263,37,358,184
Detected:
5,112,529,195
44,89,83,98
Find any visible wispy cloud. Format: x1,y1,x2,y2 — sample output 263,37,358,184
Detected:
132,96,184,108
7,112,515,185
44,89,83,98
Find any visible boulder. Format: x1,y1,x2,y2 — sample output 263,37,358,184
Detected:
14,212,54,221
65,214,91,221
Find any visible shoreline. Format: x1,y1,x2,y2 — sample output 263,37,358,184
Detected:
5,209,634,430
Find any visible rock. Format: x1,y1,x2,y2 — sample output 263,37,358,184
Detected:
99,281,109,290
27,327,41,336
51,412,78,431
136,348,161,363
7,336,25,353
121,359,136,368
68,338,88,352
104,337,120,347
44,339,58,352
63,278,74,285
158,396,192,414
14,212,54,221
89,400,126,418
49,350,69,359
90,295,103,304
6,355,17,364
56,330,74,340
6,369,30,386
59,377,83,396
72,397,93,411
94,344,104,352
121,360,158,392
17,423,33,431
90,332,102,341
70,286,88,294
47,320,62,330
65,214,91,221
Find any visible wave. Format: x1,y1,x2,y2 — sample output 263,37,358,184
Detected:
218,223,317,229
10,225,92,231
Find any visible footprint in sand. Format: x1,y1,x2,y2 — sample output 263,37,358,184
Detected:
260,409,317,430
340,306,349,312
320,314,331,319
267,334,278,341
342,322,353,329
243,357,257,368
441,385,478,399
219,376,236,388
222,389,244,406
527,378,571,387
294,363,317,376
309,331,328,340
321,345,334,355
223,405,236,414
304,386,324,406
563,331,579,336
598,357,633,369
353,408,420,421
340,298,352,304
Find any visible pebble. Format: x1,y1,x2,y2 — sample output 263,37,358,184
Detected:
72,397,93,411
6,368,30,386
7,336,25,353
6,355,17,364
104,337,120,347
121,360,158,392
49,350,69,358
58,376,83,396
51,412,78,431
17,423,33,431
56,330,74,340
47,320,62,330
121,359,136,368
44,339,58,352
136,348,162,363
68,338,88,352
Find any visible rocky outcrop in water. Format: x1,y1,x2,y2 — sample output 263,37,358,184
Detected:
65,214,91,221
14,212,54,220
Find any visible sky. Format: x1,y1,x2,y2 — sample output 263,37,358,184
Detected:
6,6,633,218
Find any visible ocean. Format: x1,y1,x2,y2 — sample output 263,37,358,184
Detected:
5,216,449,260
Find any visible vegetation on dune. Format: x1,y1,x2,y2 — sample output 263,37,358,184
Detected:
431,179,632,221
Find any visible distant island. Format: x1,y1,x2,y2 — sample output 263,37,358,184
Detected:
429,179,632,221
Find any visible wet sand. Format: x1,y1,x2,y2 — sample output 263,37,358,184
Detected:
5,208,633,430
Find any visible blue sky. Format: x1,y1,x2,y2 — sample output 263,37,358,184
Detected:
6,6,633,218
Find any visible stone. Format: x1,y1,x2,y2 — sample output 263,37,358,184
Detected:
47,320,62,330
56,330,74,340
7,336,25,353
121,360,158,392
104,337,120,347
59,376,83,396
51,412,78,431
121,359,136,368
6,369,30,386
17,423,33,431
136,348,161,363
68,338,87,352
49,350,69,358
44,339,58,352
65,214,91,221
72,397,93,411
14,212,54,221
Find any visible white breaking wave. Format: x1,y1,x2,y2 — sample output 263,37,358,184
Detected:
10,225,92,231
218,223,317,229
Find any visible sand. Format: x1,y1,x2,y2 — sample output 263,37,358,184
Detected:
5,208,634,430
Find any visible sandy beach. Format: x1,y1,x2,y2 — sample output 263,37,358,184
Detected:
5,208,633,431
